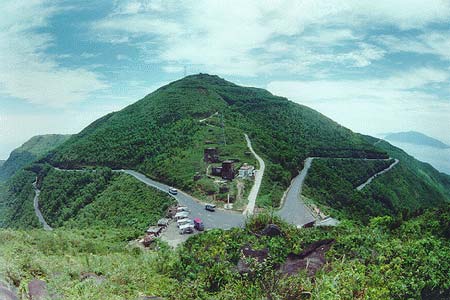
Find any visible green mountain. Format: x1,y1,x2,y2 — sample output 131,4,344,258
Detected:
1,75,449,299
43,74,449,216
45,74,386,205
0,160,4,167
0,134,71,181
2,74,450,229
385,131,450,149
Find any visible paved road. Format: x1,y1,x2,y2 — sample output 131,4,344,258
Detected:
243,134,265,216
356,159,399,190
277,158,317,227
32,180,53,231
121,170,245,230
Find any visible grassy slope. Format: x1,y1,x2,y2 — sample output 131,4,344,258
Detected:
0,134,71,181
0,208,448,299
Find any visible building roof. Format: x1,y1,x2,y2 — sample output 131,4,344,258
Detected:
240,164,254,170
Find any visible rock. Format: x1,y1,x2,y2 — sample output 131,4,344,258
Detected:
28,279,49,300
0,281,18,300
260,224,283,237
237,244,269,274
280,239,334,277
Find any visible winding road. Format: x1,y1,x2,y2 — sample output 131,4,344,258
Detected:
356,159,399,191
277,158,316,227
32,180,52,231
121,170,245,229
278,156,400,227
33,139,398,231
243,134,265,216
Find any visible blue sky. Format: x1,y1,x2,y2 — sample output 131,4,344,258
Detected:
0,0,449,159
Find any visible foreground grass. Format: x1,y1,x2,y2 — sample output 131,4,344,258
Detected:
1,207,449,299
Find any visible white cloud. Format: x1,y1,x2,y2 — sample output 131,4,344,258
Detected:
91,0,450,76
267,67,450,143
116,54,131,61
0,1,107,107
378,32,450,61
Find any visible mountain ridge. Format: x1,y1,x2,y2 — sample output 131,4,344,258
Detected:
384,131,450,149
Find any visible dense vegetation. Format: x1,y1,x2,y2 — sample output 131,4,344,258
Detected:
37,168,174,231
0,208,448,299
68,173,175,231
304,156,449,222
0,165,174,231
0,169,39,228
0,134,70,181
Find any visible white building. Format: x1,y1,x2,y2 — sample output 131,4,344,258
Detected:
238,163,255,178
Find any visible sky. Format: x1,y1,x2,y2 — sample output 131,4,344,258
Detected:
1,0,449,159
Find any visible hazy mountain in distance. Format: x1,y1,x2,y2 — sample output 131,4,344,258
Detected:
384,131,450,149
0,134,71,181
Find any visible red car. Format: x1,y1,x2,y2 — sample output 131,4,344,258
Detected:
193,218,204,231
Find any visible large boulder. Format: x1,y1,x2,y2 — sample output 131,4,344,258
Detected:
28,279,49,300
0,281,18,300
237,244,269,274
280,239,334,277
260,224,283,237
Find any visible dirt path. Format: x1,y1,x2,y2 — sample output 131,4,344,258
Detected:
243,134,265,216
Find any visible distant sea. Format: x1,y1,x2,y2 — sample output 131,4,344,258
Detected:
386,140,450,175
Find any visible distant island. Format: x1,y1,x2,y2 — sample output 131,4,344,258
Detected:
384,131,450,149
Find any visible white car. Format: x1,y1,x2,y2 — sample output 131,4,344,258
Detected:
174,211,189,220
168,187,178,195
179,223,194,235
176,218,192,228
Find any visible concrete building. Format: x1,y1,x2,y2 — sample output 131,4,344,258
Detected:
238,163,255,178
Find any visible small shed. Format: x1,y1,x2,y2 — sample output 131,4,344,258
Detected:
222,160,235,180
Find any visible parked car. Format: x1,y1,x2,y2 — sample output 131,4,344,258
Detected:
179,223,194,235
176,206,189,213
194,218,204,231
176,218,192,228
205,204,216,212
168,187,178,195
174,211,189,220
